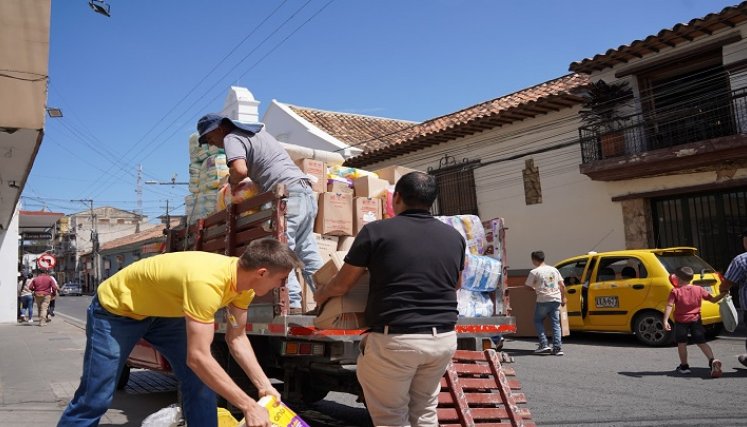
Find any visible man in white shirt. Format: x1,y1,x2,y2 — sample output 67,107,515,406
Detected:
525,251,566,355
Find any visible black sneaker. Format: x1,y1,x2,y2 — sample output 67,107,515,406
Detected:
738,354,747,368
533,345,552,354
676,364,691,374
552,347,564,356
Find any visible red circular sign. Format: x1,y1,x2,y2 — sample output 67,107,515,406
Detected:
37,254,57,270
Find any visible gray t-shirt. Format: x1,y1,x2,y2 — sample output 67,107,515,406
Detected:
223,128,307,193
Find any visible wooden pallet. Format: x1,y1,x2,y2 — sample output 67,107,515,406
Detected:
438,350,535,427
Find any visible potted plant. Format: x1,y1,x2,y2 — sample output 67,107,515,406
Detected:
580,80,633,158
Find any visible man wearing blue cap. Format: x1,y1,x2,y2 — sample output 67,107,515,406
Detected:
197,113,323,314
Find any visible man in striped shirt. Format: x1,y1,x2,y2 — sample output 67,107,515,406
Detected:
721,230,747,367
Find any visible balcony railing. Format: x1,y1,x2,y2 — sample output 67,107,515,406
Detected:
579,88,747,163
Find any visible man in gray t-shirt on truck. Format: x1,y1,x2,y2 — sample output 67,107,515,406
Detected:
197,113,323,314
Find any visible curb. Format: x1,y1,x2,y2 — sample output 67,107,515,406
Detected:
56,311,86,330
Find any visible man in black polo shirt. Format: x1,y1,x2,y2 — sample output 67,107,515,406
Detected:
315,172,465,427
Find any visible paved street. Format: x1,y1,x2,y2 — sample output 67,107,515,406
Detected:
3,297,744,426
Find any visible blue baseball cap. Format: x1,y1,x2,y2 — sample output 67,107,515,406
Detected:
196,113,265,145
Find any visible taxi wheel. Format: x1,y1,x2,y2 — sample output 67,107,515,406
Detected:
633,311,672,346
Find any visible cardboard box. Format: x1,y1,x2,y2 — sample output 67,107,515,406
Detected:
314,193,353,236
506,286,570,338
353,197,382,234
312,251,347,288
314,233,339,263
327,179,354,194
313,254,370,330
374,165,421,185
295,159,327,193
338,235,356,252
353,175,390,198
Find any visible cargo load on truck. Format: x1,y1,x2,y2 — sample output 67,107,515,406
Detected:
125,130,517,413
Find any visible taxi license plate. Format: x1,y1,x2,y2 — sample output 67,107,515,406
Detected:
595,296,619,308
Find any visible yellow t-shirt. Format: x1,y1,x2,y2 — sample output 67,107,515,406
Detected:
97,252,254,323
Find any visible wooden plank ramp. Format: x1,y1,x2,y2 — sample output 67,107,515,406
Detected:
438,349,535,427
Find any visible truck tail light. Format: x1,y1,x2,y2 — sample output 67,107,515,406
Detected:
282,341,324,356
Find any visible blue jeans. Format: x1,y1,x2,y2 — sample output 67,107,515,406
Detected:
534,301,562,349
58,297,216,427
285,180,324,309
20,294,33,319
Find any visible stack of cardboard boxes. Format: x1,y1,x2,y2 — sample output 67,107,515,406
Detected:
292,160,420,324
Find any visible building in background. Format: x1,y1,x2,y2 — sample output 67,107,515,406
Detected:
57,207,155,293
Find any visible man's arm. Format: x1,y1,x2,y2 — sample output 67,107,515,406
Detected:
224,305,279,399
314,263,366,306
228,159,249,187
185,317,271,427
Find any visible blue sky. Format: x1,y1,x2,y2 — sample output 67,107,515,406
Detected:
22,0,739,220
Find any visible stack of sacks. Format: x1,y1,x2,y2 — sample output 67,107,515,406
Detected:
435,215,487,255
185,132,229,223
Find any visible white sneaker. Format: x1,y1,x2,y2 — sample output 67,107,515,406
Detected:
534,345,552,354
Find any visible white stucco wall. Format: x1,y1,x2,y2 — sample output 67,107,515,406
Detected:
363,108,626,270
263,100,355,153
0,207,20,323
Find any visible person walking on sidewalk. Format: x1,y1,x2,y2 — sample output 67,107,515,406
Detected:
719,229,747,368
197,113,323,315
663,266,728,377
17,273,33,323
525,251,566,356
29,270,59,327
58,238,300,427
315,172,465,427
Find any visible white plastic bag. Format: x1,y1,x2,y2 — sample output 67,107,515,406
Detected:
720,294,739,333
141,404,182,427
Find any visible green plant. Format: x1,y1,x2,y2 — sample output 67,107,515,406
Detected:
579,80,633,133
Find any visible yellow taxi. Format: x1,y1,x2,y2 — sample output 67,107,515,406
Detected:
555,247,723,346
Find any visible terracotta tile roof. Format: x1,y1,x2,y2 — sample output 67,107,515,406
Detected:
345,74,590,168
570,2,747,74
287,105,418,152
99,225,166,252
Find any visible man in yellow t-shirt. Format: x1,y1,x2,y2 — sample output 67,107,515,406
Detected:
58,238,301,427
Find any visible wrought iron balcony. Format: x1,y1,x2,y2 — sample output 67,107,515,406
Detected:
578,87,747,180
580,88,747,161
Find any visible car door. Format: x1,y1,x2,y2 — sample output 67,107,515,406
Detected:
556,256,591,329
587,256,651,327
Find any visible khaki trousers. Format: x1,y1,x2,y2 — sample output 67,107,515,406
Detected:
34,294,51,324
357,330,457,427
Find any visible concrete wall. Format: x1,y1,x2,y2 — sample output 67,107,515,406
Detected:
363,108,626,270
0,207,19,323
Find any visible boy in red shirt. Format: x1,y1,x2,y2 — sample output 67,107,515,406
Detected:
663,266,728,377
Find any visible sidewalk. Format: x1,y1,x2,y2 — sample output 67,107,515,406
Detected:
0,316,178,426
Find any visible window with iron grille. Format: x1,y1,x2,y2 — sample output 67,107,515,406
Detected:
429,163,479,216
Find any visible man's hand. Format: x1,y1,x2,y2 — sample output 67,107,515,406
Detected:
561,297,567,307
314,287,329,306
258,386,281,402
663,320,672,331
241,401,271,427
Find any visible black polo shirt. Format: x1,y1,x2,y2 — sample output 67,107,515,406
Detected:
345,209,466,329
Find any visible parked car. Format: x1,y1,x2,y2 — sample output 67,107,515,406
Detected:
555,247,723,346
60,281,82,296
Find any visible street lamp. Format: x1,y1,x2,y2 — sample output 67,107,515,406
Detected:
46,107,63,118
89,0,111,17
144,174,188,187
